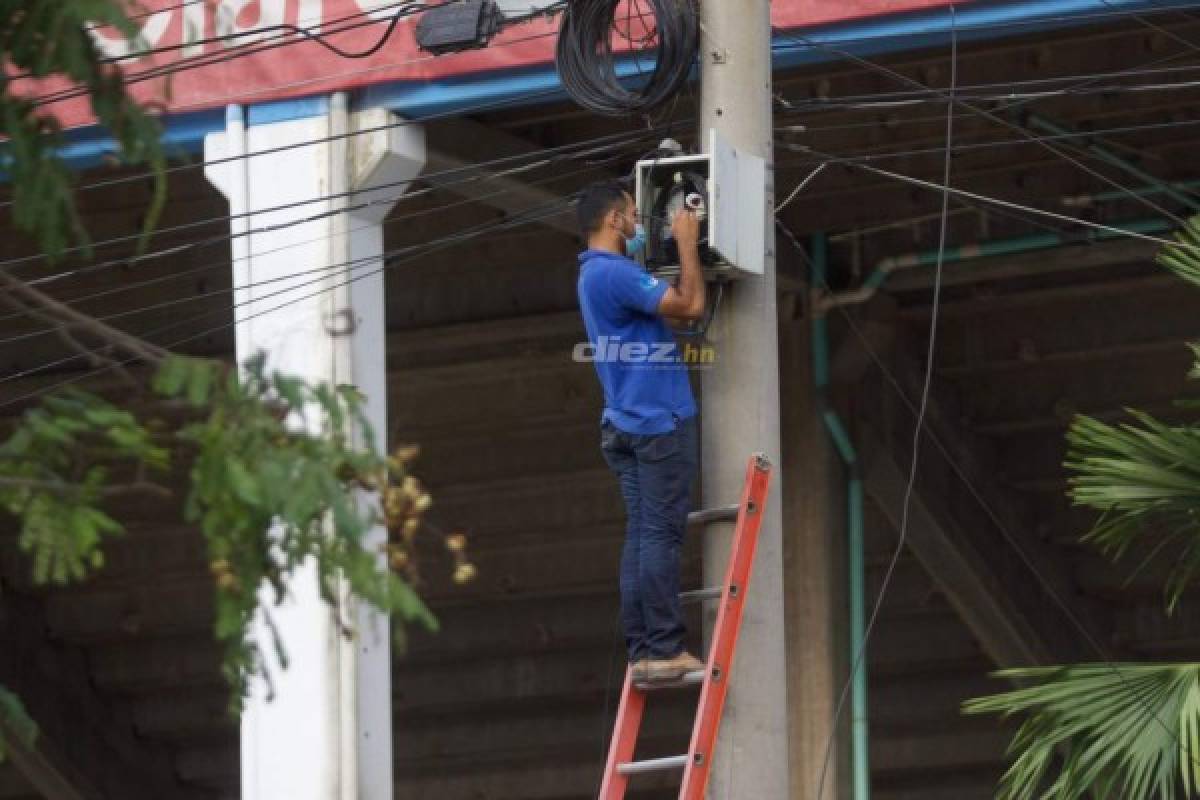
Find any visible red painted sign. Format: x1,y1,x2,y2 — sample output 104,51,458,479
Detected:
17,0,962,130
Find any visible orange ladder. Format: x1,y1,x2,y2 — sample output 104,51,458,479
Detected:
598,453,773,800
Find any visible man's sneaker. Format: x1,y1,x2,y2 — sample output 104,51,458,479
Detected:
643,651,706,683
630,659,649,682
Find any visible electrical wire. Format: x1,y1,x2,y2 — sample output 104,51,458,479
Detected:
812,151,1200,253
775,164,826,213
29,2,1200,203
1097,0,1200,60
782,70,1200,114
0,193,577,410
773,28,1189,228
81,0,1200,81
27,0,567,110
4,5,1199,784
89,0,208,27
768,0,1200,52
19,0,1200,124
11,105,1200,335
2,49,573,211
768,9,1200,212
45,57,1200,210
817,9,955,800
12,0,415,82
1,122,673,283
0,128,669,359
23,0,577,146
102,0,415,66
555,0,698,115
33,3,1200,234
780,115,1200,170
16,112,1200,388
0,196,568,388
32,59,1200,226
775,221,1200,789
0,149,634,351
26,2,429,109
0,121,674,349
777,223,1200,785
797,11,1200,787
786,42,1200,791
0,121,682,362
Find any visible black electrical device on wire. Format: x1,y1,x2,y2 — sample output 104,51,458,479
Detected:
555,0,699,116
414,0,569,54
415,0,502,54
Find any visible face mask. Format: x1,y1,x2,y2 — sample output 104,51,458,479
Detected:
624,222,646,257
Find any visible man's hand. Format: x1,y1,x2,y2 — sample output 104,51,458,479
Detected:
656,209,706,321
672,209,701,251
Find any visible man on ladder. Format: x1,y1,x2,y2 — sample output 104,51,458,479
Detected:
575,179,706,685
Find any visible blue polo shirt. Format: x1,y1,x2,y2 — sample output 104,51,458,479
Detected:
576,248,697,435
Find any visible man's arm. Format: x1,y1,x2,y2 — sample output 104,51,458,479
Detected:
656,210,706,321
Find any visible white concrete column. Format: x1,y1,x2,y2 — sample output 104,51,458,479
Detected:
204,98,425,800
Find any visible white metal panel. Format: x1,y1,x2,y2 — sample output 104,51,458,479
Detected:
710,127,766,275
736,144,766,275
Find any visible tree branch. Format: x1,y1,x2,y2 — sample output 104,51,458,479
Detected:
0,476,170,499
0,271,169,368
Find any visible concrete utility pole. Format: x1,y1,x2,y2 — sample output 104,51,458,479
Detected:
698,1,791,797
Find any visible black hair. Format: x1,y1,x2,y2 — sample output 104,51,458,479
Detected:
576,179,632,238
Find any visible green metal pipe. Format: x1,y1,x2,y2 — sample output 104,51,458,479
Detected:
807,215,1171,798
1028,114,1200,213
1062,179,1200,209
810,232,870,800
831,217,1172,311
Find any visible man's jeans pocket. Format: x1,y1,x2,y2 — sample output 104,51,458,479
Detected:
637,427,679,462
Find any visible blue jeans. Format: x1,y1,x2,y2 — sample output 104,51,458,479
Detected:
600,413,699,662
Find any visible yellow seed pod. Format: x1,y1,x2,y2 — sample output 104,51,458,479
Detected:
453,562,478,585
383,488,406,515
209,558,231,576
394,444,420,463
389,550,410,571
216,572,240,592
402,517,420,540
444,532,467,553
412,493,433,513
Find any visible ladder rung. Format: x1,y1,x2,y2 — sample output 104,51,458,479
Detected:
635,669,706,691
617,754,689,775
687,503,739,526
679,586,723,603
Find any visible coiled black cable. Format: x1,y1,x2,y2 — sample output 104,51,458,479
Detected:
555,0,698,116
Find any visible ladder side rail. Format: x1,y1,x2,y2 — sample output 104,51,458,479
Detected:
678,455,772,800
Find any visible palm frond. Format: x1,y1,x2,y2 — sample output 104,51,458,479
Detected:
964,664,1200,799
1066,411,1200,611
0,685,36,762
1157,218,1200,290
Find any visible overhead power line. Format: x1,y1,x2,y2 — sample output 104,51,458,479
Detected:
0,193,578,409
30,3,1200,210
773,25,1189,226
27,0,566,110
0,122,673,280
0,144,645,351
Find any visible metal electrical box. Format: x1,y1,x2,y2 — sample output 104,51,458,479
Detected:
634,128,766,278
